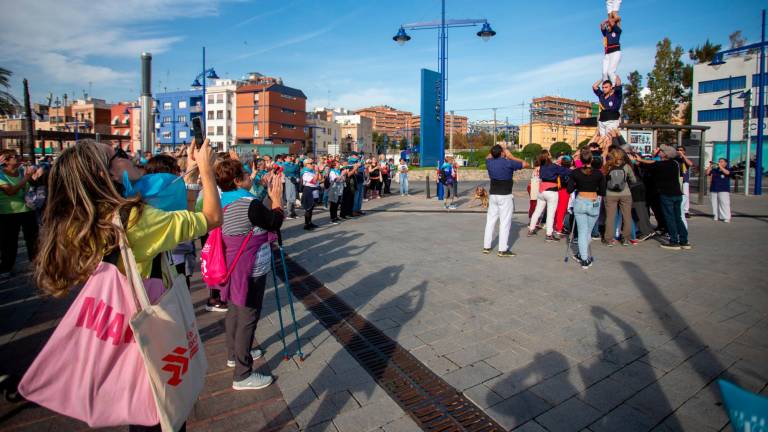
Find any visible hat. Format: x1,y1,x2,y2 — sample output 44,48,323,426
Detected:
660,145,677,159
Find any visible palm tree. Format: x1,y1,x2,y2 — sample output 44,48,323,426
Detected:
0,67,20,116
688,40,722,64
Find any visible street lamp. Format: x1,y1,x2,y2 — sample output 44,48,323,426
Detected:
712,76,749,165
708,8,766,195
189,46,219,132
392,0,496,199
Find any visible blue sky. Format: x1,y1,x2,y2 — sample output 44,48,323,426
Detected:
0,0,764,122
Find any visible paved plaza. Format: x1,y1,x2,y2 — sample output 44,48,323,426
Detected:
1,183,767,431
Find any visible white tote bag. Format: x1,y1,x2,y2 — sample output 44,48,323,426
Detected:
119,226,208,432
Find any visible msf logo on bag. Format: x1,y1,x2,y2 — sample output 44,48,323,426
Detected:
161,328,200,386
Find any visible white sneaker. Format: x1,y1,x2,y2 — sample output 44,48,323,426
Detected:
232,372,274,390
724,219,731,223
227,348,264,368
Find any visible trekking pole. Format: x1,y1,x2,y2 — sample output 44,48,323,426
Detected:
277,231,304,361
564,212,577,263
269,249,290,360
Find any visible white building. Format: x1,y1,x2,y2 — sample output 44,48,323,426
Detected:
334,114,374,155
205,79,244,151
306,115,341,155
692,54,766,163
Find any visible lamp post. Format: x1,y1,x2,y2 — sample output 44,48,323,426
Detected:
714,85,749,165
709,8,766,195
190,47,219,132
392,0,496,199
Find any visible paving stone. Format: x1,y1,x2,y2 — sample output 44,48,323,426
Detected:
588,404,658,432
513,420,549,432
445,344,500,367
442,361,502,391
380,415,422,432
579,376,638,413
485,391,552,431
536,397,602,432
529,371,584,405
333,399,405,432
462,384,504,409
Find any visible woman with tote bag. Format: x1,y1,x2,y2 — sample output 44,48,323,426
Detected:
21,138,222,431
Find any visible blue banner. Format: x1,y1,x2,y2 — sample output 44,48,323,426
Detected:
420,68,442,167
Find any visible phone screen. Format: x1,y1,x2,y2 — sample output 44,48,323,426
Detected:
191,117,204,148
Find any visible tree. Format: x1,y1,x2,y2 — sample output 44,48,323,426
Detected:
623,70,645,123
644,38,685,124
550,142,572,156
688,39,722,64
522,143,542,160
729,31,746,51
0,67,19,116
399,138,407,150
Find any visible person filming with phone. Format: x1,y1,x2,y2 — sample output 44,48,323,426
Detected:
707,158,731,223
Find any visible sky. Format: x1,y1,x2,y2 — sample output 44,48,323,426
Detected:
0,0,764,123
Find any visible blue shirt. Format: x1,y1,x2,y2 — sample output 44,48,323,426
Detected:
539,163,571,183
594,85,623,121
710,167,731,193
486,158,522,195
283,162,300,178
601,24,621,53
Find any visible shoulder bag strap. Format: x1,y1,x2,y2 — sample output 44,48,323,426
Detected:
113,213,152,312
222,230,254,282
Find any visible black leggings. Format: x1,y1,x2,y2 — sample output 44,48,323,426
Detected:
330,200,339,220
129,423,186,431
0,211,38,273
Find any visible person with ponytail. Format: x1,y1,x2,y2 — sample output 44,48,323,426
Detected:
566,148,606,268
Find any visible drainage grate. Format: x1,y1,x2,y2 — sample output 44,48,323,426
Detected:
273,249,505,432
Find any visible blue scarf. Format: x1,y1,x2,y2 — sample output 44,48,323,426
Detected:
220,188,254,207
123,173,187,211
300,167,316,177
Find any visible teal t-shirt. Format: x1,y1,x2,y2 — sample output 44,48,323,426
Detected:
0,170,30,214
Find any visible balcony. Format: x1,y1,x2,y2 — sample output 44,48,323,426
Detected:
189,105,203,113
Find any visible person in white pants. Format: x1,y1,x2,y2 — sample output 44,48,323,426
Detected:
600,16,622,85
707,159,732,222
483,145,528,256
677,146,694,226
606,0,622,16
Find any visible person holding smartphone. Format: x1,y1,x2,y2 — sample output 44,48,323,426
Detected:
707,158,731,223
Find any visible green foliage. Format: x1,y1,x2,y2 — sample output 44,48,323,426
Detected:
549,142,572,156
623,70,645,124
456,148,491,168
0,67,19,116
644,38,686,124
578,138,592,149
522,143,542,160
688,39,722,64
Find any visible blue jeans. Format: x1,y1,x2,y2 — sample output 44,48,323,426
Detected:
399,173,409,195
660,195,687,244
613,211,637,240
322,189,329,207
574,197,600,260
353,185,364,212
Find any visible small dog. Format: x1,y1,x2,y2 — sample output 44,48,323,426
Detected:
470,185,489,209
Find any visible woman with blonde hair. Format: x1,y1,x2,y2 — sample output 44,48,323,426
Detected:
34,138,221,430
602,148,636,246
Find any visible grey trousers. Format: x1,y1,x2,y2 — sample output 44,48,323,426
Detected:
285,179,298,216
632,201,655,236
225,275,267,381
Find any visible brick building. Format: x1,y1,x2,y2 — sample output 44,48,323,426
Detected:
409,113,468,136
530,96,594,125
356,105,412,139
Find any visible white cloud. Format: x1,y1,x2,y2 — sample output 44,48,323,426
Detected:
0,0,221,86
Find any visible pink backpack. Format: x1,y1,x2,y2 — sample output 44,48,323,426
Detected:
200,227,252,286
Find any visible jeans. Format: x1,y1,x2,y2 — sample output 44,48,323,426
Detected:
483,194,515,252
574,198,600,259
284,179,297,216
353,183,364,212
399,173,409,195
528,190,559,235
322,189,329,207
613,210,637,240
660,194,688,245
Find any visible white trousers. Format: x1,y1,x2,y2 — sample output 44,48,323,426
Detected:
711,192,731,222
681,182,690,229
484,194,515,252
598,119,620,136
528,190,559,235
606,0,622,14
602,51,622,85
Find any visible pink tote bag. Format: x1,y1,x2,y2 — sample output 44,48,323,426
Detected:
19,257,159,426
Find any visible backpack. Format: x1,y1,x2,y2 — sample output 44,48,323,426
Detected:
25,185,47,210
606,166,627,192
439,166,453,185
200,227,253,286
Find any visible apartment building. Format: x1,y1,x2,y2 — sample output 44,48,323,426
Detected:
356,105,412,138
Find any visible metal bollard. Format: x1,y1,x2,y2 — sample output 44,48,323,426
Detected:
426,174,431,199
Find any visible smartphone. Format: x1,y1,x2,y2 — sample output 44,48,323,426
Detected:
191,117,204,148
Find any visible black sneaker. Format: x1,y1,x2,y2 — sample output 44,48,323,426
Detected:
205,300,228,312
580,257,593,269
638,231,656,242
497,250,516,257
482,248,492,254
660,243,681,250
545,235,560,242
685,213,691,219
303,225,315,231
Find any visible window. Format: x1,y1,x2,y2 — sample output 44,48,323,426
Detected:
752,73,768,87
216,94,223,103
253,94,259,101
208,126,215,135
178,100,187,109
751,106,768,118
216,110,224,119
207,95,214,104
216,126,224,136
698,76,746,94
207,111,214,120
163,102,172,110
179,131,188,139
178,115,187,123
162,131,171,139
227,111,231,120
282,124,296,129
253,109,259,116
163,116,171,123
697,107,744,122
281,108,296,114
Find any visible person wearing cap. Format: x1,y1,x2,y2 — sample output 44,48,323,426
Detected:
632,145,690,250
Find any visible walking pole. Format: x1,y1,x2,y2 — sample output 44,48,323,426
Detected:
564,212,577,263
277,231,304,361
270,247,290,360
